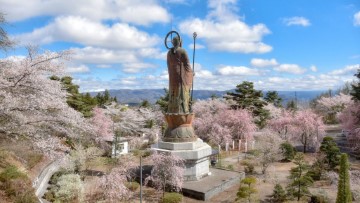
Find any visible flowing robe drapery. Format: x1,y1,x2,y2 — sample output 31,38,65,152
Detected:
167,47,193,114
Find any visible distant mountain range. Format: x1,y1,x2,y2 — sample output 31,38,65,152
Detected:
89,89,327,105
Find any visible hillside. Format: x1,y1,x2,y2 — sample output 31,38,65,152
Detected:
89,89,326,105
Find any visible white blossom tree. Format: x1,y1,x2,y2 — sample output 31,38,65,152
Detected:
254,130,283,174
146,152,185,196
97,155,137,202
316,93,353,123
55,174,84,202
104,103,162,138
0,47,92,158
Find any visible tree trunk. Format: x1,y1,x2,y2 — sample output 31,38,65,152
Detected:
303,134,307,153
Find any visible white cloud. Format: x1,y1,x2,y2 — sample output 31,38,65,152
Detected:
218,65,260,76
354,11,360,26
283,17,311,27
268,77,290,83
188,43,206,50
207,0,239,22
310,65,317,72
15,16,160,49
70,47,160,73
73,63,357,92
329,64,360,75
179,0,272,53
122,62,156,73
162,0,188,4
193,63,214,79
1,0,170,25
97,64,112,68
66,64,90,73
71,47,138,64
250,58,278,67
138,48,167,60
274,64,307,74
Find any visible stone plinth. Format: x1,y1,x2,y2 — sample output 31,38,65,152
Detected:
152,138,212,181
163,113,197,142
182,168,245,200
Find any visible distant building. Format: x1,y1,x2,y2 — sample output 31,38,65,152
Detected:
103,136,131,157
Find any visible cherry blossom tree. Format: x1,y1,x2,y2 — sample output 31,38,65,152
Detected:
0,47,92,158
97,155,137,202
264,103,283,119
317,93,353,110
193,99,256,147
146,152,185,196
290,109,326,153
254,130,283,174
91,107,113,141
268,109,325,152
316,93,353,123
267,110,294,141
104,103,162,138
338,102,360,150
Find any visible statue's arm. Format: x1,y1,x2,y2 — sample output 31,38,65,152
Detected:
182,50,192,72
167,51,171,70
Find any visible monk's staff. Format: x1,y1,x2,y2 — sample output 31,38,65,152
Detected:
190,32,197,108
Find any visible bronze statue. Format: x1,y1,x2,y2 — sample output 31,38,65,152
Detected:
163,31,197,142
167,36,193,114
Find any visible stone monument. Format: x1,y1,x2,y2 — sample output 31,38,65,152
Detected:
152,31,211,181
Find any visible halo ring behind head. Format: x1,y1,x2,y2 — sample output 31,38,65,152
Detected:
164,30,181,49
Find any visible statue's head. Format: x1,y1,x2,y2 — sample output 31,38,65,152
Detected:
172,36,181,47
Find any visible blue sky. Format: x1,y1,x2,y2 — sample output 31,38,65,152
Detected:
1,0,360,92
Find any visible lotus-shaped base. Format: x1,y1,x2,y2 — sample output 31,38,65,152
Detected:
163,113,197,142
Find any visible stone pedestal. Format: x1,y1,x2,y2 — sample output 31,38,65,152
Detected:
152,138,212,181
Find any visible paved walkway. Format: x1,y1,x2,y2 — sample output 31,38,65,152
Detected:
33,159,62,202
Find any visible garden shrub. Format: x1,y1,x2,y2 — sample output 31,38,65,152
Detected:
161,192,183,203
0,165,37,203
280,142,296,161
241,159,255,174
227,164,234,171
125,181,140,192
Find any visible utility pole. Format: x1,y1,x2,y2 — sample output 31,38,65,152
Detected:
113,120,116,157
140,156,143,203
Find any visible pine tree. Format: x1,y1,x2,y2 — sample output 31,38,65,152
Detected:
225,81,269,128
50,76,96,117
103,89,110,103
270,184,287,203
95,92,105,106
350,68,360,101
280,142,296,161
336,153,352,203
286,153,313,201
81,92,97,117
286,100,297,111
156,88,169,112
265,91,283,107
320,136,340,169
140,100,151,108
236,176,257,202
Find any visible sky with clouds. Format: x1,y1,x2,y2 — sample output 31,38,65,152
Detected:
1,0,360,92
